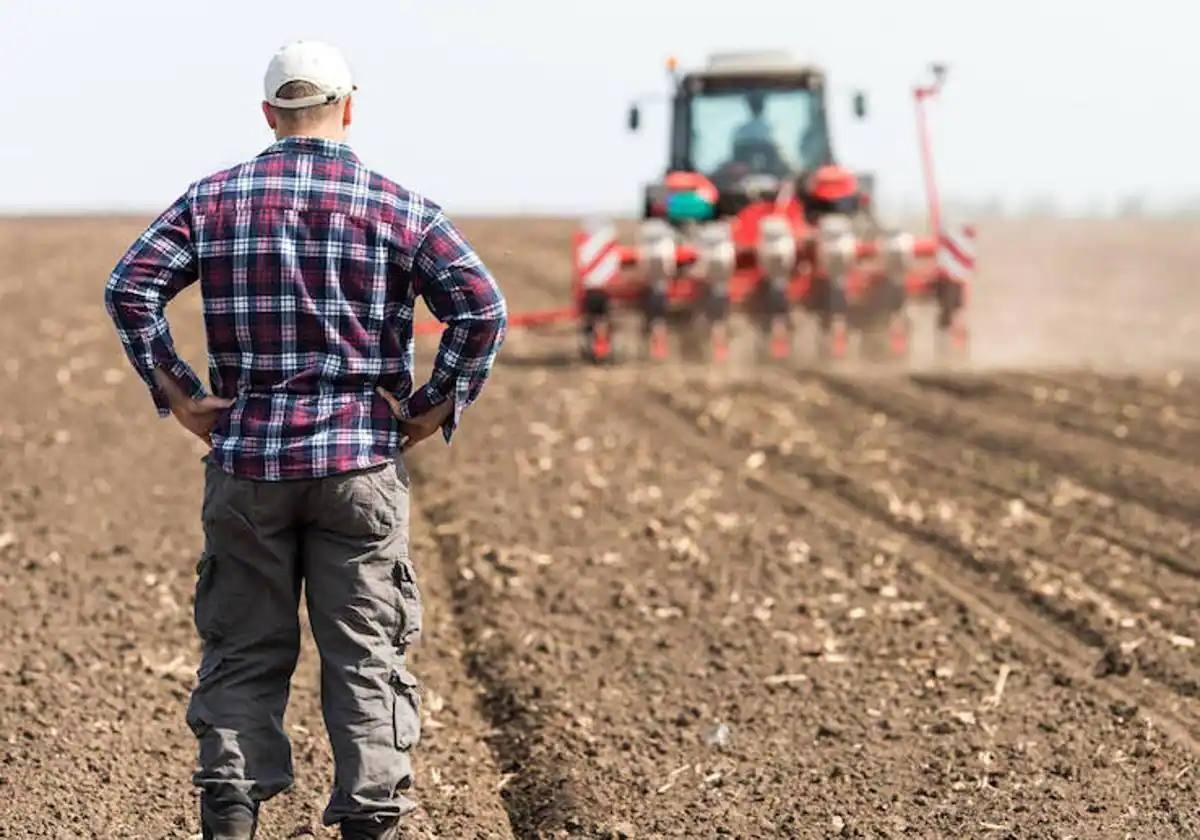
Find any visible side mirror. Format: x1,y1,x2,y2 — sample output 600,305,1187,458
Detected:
852,91,868,119
627,104,641,132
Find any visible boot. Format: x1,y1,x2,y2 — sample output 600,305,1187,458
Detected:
200,794,258,840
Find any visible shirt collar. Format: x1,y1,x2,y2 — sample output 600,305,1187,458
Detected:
259,136,359,163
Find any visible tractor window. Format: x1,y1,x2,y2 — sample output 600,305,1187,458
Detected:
688,88,829,177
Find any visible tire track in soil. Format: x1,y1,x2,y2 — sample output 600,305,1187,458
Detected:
809,370,1200,581
717,375,1200,702
641,382,1200,760
908,371,1200,467
756,374,1200,585
734,376,1200,700
813,371,1200,533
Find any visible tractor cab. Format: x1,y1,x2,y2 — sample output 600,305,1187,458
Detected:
631,52,852,221
586,55,967,366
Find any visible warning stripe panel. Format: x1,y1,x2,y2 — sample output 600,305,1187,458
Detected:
580,240,617,279
938,224,976,282
939,233,974,269
954,232,977,258
576,227,616,272
583,250,621,289
941,228,976,260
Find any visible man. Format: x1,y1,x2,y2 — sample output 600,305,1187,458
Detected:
727,90,788,178
104,40,506,840
732,90,774,146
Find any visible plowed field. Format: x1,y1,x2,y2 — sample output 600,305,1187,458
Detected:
0,217,1197,838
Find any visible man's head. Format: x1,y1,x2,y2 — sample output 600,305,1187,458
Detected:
746,91,766,118
262,41,356,141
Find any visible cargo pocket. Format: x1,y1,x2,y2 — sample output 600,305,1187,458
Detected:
390,667,421,751
393,558,423,649
194,552,222,642
192,553,227,689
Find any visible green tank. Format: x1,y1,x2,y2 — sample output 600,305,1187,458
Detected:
666,191,715,222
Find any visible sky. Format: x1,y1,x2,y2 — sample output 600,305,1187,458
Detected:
1,0,1196,216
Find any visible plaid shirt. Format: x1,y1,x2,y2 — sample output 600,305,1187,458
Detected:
105,136,506,480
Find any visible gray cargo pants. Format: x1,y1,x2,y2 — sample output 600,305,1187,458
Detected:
187,457,421,826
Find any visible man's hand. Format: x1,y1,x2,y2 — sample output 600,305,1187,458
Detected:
376,388,453,451
153,368,233,446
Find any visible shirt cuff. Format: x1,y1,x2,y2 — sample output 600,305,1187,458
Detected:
445,378,470,442
148,359,206,416
398,380,467,443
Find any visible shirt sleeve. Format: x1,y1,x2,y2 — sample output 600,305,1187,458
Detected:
399,210,507,441
103,193,205,416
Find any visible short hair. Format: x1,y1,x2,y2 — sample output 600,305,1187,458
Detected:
271,80,343,128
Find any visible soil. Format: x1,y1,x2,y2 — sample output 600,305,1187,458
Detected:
0,217,1197,838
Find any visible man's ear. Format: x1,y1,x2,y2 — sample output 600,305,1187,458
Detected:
262,101,278,130
342,96,353,129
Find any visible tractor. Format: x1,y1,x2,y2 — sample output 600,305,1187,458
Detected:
572,51,972,363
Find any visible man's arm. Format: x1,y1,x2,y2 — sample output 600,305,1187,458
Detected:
387,209,507,444
103,193,208,415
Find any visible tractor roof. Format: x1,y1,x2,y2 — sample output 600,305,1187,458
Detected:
697,51,824,80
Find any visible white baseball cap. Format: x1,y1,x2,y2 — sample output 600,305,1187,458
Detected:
264,40,356,109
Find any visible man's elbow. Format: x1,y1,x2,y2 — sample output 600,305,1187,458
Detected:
104,271,155,323
102,274,122,319
477,290,507,339
478,313,507,351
